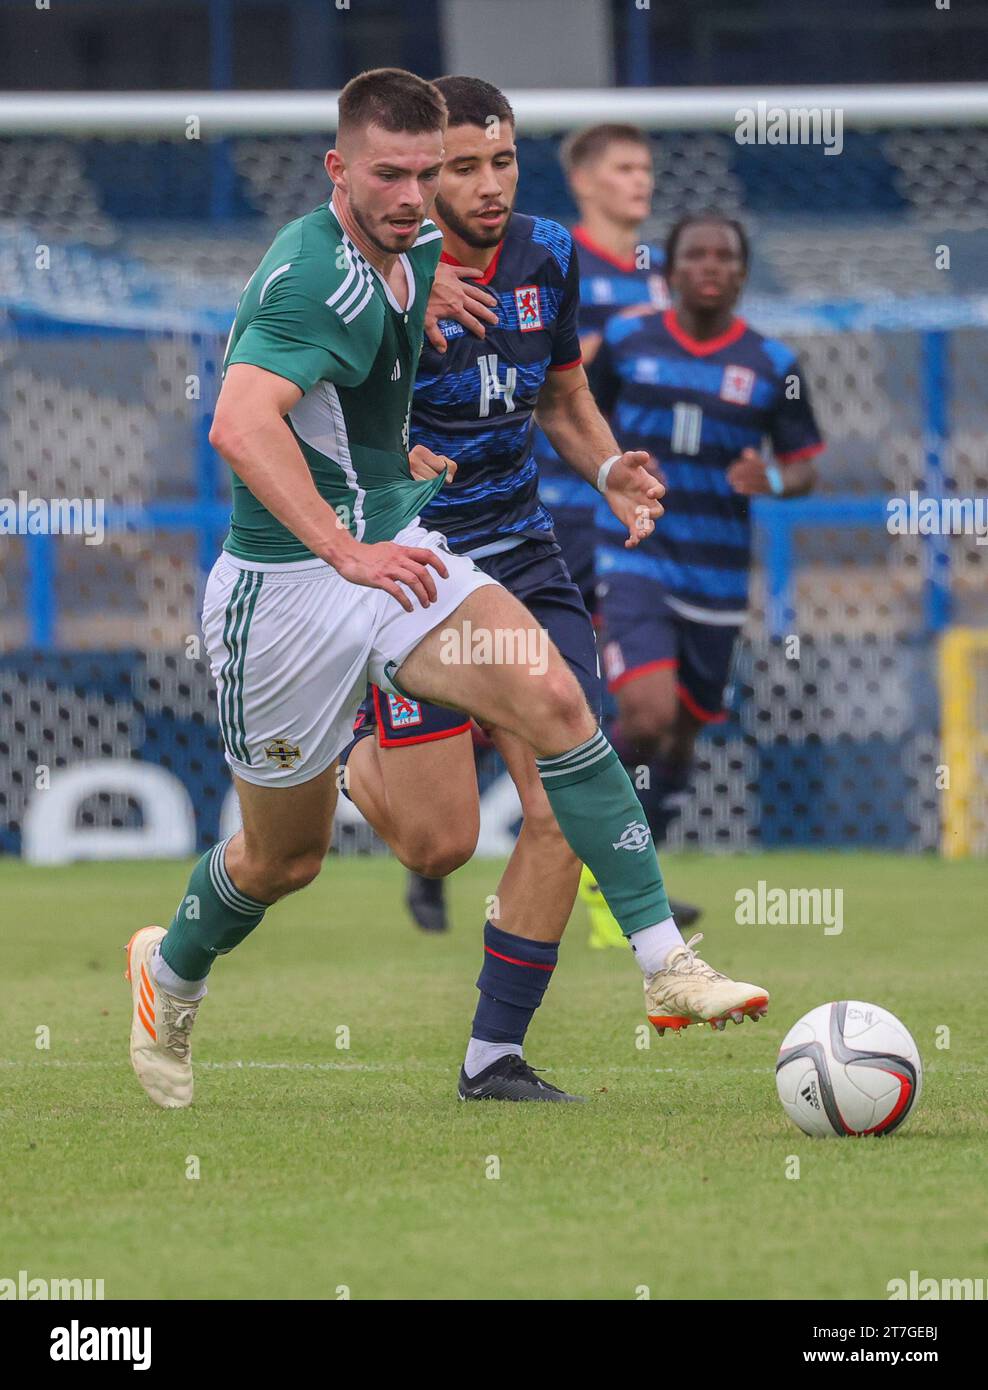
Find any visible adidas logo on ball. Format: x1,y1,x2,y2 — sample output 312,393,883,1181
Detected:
800,1082,821,1110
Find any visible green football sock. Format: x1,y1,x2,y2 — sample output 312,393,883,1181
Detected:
536,729,671,937
159,838,268,983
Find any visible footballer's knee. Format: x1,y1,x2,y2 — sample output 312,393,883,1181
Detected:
397,823,478,879
244,848,325,901
617,683,677,749
525,666,593,747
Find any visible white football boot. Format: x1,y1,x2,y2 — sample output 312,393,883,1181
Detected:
644,933,769,1035
125,926,200,1108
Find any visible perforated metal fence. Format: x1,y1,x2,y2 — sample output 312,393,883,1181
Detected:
0,300,980,855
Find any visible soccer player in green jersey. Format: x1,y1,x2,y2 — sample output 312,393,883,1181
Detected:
125,67,767,1110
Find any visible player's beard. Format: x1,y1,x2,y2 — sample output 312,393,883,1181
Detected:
434,191,512,249
348,192,421,256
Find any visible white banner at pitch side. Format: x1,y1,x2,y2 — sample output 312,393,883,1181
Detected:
20,759,521,864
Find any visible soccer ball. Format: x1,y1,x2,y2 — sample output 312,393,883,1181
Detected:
775,1001,922,1137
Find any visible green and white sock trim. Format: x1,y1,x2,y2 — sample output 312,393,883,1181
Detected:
207,838,268,916
536,729,615,786
535,728,671,934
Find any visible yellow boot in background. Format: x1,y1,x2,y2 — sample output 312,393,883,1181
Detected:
579,863,627,949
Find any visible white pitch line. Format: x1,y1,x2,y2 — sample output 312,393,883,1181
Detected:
0,1057,775,1075
0,1058,978,1075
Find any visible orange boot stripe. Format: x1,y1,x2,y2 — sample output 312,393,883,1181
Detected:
139,981,155,1016
137,1003,157,1041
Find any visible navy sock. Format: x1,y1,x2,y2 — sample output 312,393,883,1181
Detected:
636,760,691,845
471,921,558,1045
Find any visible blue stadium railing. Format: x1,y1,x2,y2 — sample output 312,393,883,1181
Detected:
17,495,947,647
5,296,980,647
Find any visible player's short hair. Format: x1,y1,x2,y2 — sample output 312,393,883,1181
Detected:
432,75,515,132
337,67,447,143
559,123,652,176
664,212,751,271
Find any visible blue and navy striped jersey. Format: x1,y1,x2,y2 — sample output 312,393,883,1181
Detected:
594,308,824,619
534,227,668,517
413,212,582,552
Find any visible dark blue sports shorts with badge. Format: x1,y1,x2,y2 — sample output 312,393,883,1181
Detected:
596,569,740,724
351,536,602,747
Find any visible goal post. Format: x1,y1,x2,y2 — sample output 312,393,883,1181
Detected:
939,628,988,858
2,83,988,135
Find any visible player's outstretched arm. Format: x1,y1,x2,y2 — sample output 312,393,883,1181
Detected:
210,364,447,611
534,364,665,548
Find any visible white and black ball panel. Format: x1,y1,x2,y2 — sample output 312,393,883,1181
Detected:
776,1001,923,1137
775,1055,837,1138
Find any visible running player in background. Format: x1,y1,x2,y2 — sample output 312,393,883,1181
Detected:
533,123,667,616
582,213,825,946
530,125,704,941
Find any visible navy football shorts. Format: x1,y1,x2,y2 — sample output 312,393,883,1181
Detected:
596,570,740,724
353,537,602,747
546,507,596,616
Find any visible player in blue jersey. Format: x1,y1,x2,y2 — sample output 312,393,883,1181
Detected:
584,212,825,942
529,124,704,941
341,82,770,1102
534,123,668,615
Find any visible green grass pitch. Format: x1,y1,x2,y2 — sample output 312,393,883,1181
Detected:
2,852,985,1301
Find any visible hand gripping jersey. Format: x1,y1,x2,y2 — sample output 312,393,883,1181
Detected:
222,200,445,562
411,212,582,555
594,309,824,620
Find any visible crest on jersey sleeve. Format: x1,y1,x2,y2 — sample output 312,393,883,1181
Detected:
514,285,543,331
720,364,756,405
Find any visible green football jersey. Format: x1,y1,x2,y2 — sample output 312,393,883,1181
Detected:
221,199,445,562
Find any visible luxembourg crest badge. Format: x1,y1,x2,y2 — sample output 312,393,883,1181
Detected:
514,285,542,331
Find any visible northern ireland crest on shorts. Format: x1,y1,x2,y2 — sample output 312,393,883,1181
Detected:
265,736,302,769
720,364,756,405
515,285,542,332
386,693,422,729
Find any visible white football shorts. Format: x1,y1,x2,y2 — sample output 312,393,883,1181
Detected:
201,522,499,787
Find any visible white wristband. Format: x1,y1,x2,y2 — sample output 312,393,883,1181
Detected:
765,463,785,496
596,454,621,493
